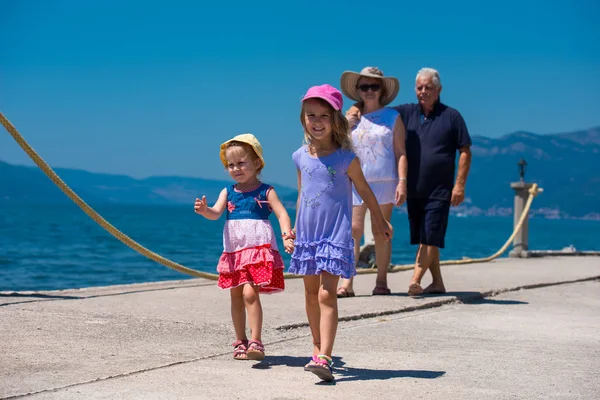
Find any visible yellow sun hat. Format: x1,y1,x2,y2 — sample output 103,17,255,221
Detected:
219,133,265,169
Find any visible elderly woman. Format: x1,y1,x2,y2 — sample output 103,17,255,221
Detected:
337,66,408,296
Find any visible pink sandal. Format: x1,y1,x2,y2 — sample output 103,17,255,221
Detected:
232,339,249,360
246,340,265,361
304,354,334,382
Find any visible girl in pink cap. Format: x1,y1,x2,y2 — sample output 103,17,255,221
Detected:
287,84,393,381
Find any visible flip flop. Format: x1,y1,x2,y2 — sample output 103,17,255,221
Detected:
372,286,391,296
423,285,446,294
304,355,319,370
408,283,424,296
337,287,355,298
304,355,334,382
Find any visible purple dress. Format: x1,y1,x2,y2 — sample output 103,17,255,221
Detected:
288,145,357,279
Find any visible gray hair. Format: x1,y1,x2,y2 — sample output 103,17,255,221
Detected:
416,68,441,88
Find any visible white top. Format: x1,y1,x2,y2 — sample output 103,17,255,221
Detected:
351,107,399,183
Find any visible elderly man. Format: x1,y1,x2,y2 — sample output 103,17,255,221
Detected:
346,67,472,295
393,68,472,295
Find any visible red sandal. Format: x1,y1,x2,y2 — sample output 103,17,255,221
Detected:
232,339,249,360
246,340,265,361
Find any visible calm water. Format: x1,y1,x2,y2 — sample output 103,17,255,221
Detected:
1,203,598,291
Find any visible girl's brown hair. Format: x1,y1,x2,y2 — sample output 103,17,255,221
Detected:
300,98,353,151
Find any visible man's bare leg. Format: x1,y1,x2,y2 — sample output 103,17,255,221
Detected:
423,247,446,294
408,244,435,295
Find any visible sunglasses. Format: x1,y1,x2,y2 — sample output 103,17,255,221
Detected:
358,83,381,92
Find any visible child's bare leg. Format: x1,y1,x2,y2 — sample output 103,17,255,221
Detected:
230,285,247,347
243,284,262,342
303,275,321,356
318,272,340,357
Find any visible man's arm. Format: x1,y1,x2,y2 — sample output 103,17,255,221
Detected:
451,146,471,206
451,112,472,207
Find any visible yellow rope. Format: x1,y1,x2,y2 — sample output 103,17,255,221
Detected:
1,111,540,281
1,112,219,280
359,183,541,274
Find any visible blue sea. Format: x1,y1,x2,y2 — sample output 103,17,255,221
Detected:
1,203,598,291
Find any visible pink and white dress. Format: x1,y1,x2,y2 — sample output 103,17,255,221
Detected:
216,183,285,293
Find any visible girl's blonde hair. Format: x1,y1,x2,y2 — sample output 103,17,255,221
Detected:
300,98,353,151
223,141,264,174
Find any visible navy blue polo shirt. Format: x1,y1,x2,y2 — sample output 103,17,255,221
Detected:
393,102,471,201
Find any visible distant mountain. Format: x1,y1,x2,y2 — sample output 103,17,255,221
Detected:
0,161,295,206
464,126,599,219
283,126,600,219
1,126,599,218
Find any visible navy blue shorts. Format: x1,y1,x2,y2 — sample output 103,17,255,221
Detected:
407,198,450,249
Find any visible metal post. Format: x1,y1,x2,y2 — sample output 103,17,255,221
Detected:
363,210,375,245
509,181,533,258
358,210,376,266
509,158,531,258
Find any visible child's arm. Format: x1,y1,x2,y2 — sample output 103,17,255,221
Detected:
293,168,301,234
347,158,393,240
266,188,294,254
194,188,228,220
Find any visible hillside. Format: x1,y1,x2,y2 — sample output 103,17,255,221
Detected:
465,127,599,219
0,161,295,206
1,126,599,218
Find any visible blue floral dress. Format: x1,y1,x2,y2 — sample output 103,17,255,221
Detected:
288,146,357,279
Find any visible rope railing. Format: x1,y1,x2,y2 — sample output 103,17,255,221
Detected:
1,111,541,281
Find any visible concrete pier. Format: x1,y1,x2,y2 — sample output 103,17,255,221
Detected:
1,256,599,399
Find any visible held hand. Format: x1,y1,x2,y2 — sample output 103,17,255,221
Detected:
376,219,393,241
194,196,208,214
283,238,295,254
281,229,296,241
451,185,465,207
394,180,407,206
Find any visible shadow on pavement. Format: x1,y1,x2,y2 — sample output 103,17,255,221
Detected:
0,292,83,306
252,355,446,384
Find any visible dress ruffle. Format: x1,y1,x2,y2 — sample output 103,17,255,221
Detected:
217,244,284,274
218,263,284,294
288,239,356,279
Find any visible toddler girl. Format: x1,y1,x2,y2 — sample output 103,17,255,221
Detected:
194,133,294,361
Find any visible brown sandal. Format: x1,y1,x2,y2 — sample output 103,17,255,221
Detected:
337,287,355,298
408,283,424,296
372,286,391,295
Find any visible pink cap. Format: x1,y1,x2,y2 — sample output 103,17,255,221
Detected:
301,84,343,111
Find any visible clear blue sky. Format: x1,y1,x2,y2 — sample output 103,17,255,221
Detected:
1,0,598,188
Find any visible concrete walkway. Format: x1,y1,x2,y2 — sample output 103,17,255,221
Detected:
1,256,599,399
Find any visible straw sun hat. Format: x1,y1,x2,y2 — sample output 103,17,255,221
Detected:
220,133,265,169
340,66,399,106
